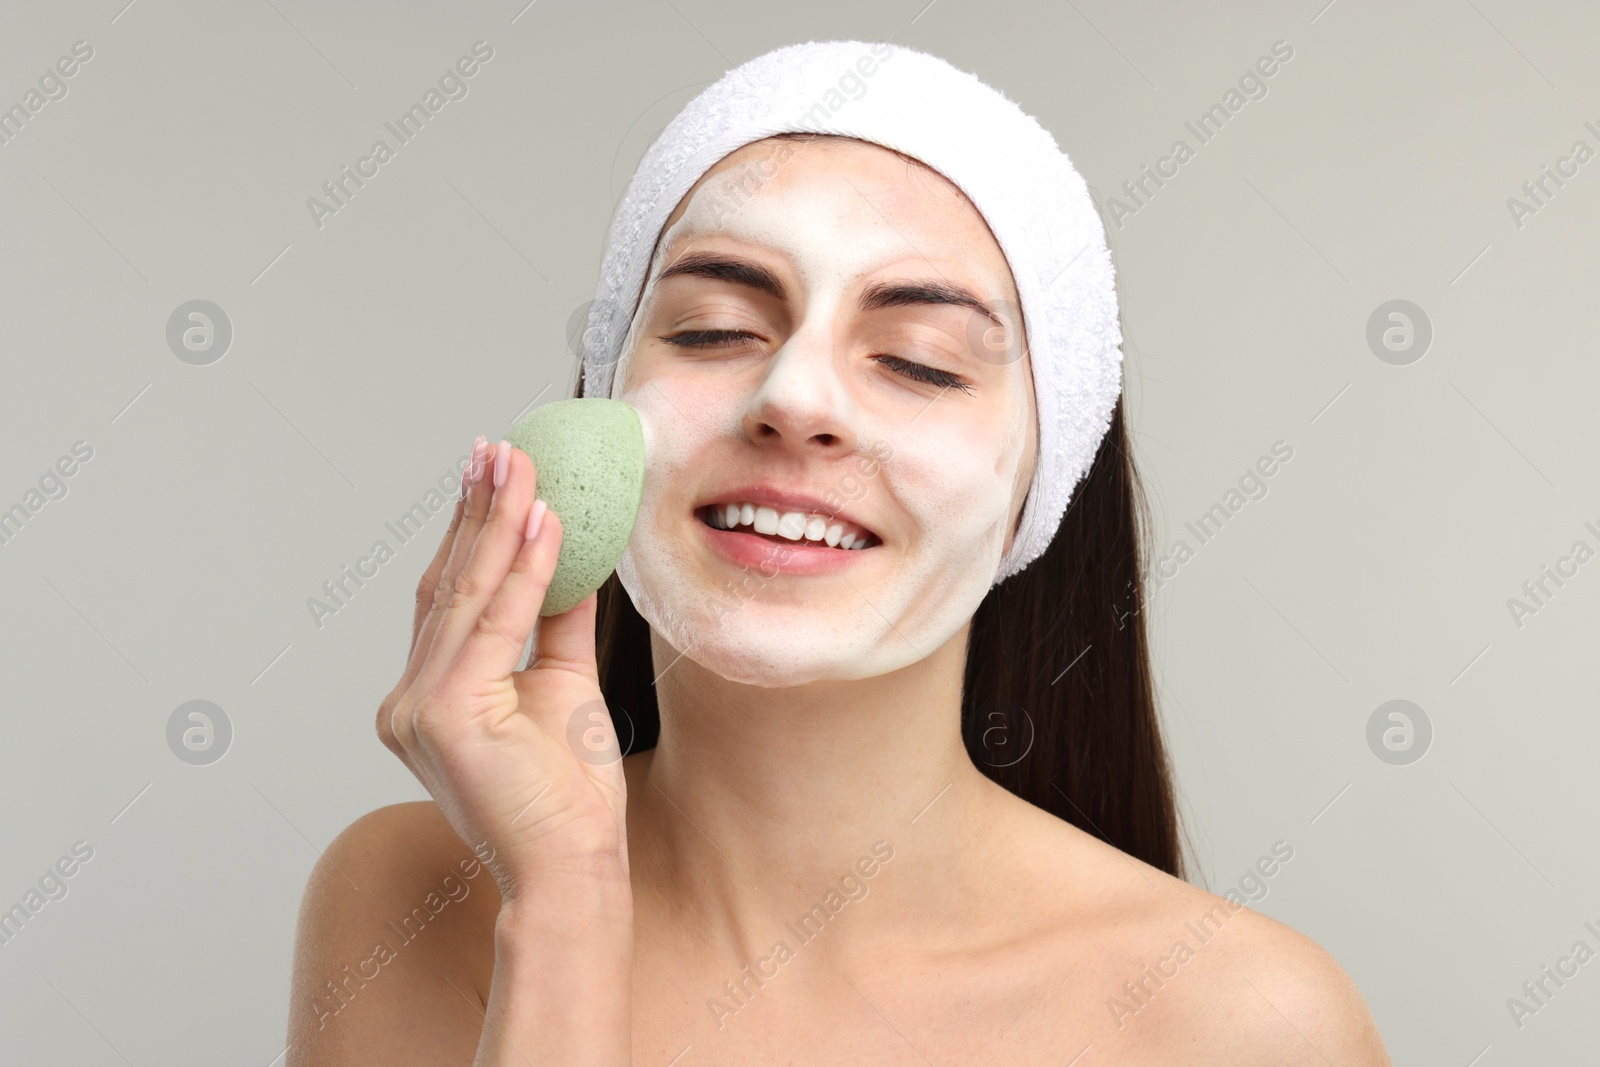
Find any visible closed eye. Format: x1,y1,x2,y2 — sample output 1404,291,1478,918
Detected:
874,354,974,394
660,329,974,395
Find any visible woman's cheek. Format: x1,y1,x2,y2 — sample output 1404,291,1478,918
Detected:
620,376,715,493
891,422,1015,555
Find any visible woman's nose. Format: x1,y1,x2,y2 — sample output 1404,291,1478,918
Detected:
740,334,859,456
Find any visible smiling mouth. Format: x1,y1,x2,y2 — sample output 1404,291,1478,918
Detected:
696,503,881,550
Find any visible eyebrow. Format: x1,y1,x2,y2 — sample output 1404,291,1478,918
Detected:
654,250,1002,326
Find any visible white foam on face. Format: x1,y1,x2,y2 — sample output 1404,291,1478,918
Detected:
612,141,1035,686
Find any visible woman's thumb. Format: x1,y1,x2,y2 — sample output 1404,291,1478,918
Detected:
529,588,601,681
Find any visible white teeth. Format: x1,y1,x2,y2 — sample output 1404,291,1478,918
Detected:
704,501,876,549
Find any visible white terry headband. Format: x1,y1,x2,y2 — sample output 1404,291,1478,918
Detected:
579,38,1124,585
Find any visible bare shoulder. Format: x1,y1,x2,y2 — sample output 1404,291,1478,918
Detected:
1198,895,1393,1065
987,796,1390,1064
287,801,501,1066
1054,825,1390,1064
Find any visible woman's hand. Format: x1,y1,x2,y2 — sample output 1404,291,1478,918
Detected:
287,435,632,1067
377,435,629,902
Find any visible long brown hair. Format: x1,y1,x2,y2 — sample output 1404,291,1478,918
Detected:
570,351,1185,878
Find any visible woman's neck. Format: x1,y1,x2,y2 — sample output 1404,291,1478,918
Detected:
626,622,1008,965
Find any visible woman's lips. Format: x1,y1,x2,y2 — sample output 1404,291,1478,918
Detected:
695,511,879,574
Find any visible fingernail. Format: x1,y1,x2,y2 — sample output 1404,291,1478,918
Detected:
525,498,548,540
459,464,469,498
470,435,487,483
493,439,510,489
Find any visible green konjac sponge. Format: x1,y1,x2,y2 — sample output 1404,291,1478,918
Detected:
505,398,645,617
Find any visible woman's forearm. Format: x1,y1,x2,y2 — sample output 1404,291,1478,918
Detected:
473,864,634,1067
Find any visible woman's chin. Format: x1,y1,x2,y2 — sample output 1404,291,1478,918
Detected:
616,547,908,686
677,635,895,688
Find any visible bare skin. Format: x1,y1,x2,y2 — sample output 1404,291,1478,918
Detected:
288,137,1391,1065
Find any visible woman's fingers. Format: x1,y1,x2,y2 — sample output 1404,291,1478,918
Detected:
439,485,565,696
527,589,600,680
409,455,473,660
411,441,548,698
405,436,494,688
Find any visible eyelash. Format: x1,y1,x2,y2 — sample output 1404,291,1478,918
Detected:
661,329,975,395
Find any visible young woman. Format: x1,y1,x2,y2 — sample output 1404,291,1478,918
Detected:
288,41,1390,1066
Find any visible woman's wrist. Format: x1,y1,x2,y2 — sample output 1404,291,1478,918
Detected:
493,854,634,971
495,843,631,904
472,867,634,1067
494,864,633,938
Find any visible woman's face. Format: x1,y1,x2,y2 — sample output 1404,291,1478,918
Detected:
611,135,1037,687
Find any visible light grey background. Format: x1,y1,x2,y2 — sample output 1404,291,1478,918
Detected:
1,0,1594,1063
